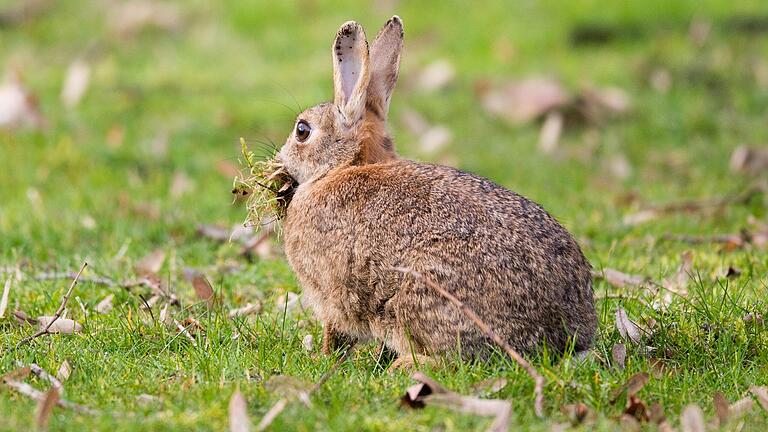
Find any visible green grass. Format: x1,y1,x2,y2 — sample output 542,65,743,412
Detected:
1,0,768,430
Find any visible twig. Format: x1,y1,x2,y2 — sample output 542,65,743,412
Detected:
21,362,63,390
256,347,354,431
17,263,87,347
1,366,97,415
173,319,198,347
32,271,114,287
390,267,546,418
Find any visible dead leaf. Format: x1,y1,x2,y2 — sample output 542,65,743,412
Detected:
606,153,632,180
399,108,452,155
662,251,693,295
610,372,649,404
13,310,37,326
649,403,674,432
229,390,251,432
108,1,182,37
680,404,705,432
415,59,455,93
402,372,511,432
136,249,165,275
750,386,768,411
538,111,563,154
578,86,631,123
0,69,44,129
56,360,71,382
170,171,193,199
96,294,114,314
615,308,643,345
302,334,314,352
61,59,90,108
183,268,215,305
275,292,302,313
228,303,261,318
729,396,753,420
0,275,11,318
598,268,646,289
35,387,59,430
478,77,570,125
730,145,768,176
619,414,641,431
713,391,729,425
623,209,658,226
197,224,231,242
560,402,595,425
264,375,312,400
612,343,626,370
37,317,82,334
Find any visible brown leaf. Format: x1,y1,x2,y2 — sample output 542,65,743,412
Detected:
713,391,729,425
229,389,251,432
599,268,646,289
402,372,511,432
95,294,114,314
415,59,455,93
662,251,693,295
0,70,45,129
538,111,563,154
56,360,71,382
611,343,626,370
108,1,182,37
37,317,82,334
35,386,59,431
750,386,768,412
399,108,452,155
478,77,570,125
730,145,768,176
135,249,165,276
619,414,641,432
680,404,705,432
197,224,231,242
264,375,312,401
13,310,37,325
228,303,261,318
560,402,595,425
183,268,215,305
578,86,631,122
610,372,649,404
301,334,314,352
729,396,754,420
1,366,31,383
615,308,643,345
61,59,90,108
649,403,674,432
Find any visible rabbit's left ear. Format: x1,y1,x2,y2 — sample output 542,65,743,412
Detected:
367,16,403,120
332,21,370,129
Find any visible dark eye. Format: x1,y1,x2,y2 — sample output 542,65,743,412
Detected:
295,120,311,142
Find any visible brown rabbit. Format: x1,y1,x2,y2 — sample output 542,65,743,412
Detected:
278,17,597,361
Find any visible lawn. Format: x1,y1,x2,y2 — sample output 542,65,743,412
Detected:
1,0,768,430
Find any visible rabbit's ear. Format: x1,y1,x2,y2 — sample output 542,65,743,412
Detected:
332,21,370,129
367,16,403,119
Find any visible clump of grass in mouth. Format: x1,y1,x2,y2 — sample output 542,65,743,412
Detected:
232,138,297,228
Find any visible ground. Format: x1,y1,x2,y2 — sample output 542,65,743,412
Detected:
1,0,768,430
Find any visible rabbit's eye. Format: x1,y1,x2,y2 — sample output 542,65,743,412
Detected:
295,120,311,142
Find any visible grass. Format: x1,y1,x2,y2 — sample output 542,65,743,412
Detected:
1,0,768,430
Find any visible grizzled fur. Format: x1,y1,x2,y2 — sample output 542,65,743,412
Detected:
278,17,597,359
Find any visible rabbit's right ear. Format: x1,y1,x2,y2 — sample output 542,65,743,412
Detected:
332,21,370,130
367,16,403,120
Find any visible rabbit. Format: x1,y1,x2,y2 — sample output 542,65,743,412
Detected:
276,16,597,362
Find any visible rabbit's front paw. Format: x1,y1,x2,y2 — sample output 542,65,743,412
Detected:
387,354,435,373
321,326,354,355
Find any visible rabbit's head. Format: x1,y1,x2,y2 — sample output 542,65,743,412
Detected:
278,17,404,185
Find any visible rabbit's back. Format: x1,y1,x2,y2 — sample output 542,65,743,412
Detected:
283,159,596,356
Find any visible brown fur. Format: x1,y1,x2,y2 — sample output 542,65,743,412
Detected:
276,17,597,359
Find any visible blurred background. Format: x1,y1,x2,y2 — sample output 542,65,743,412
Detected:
2,0,768,272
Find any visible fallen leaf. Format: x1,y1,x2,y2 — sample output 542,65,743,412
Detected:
0,70,44,129
0,275,11,318
96,294,114,314
170,171,193,199
619,414,641,431
402,372,511,432
264,375,312,400
615,308,643,345
713,391,729,425
730,145,768,176
649,403,674,432
229,390,251,432
750,386,768,411
478,77,570,125
662,251,693,295
598,268,646,289
623,209,658,226
35,387,59,431
415,59,455,93
136,249,165,275
538,111,563,154
275,292,302,313
108,0,182,37
13,310,37,325
228,303,261,318
56,360,71,382
197,224,231,242
606,153,632,180
183,268,215,305
301,334,314,352
37,317,82,334
399,108,452,155
729,396,753,420
578,86,631,123
612,343,626,370
610,372,649,404
61,59,90,108
680,404,705,432
560,402,595,425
